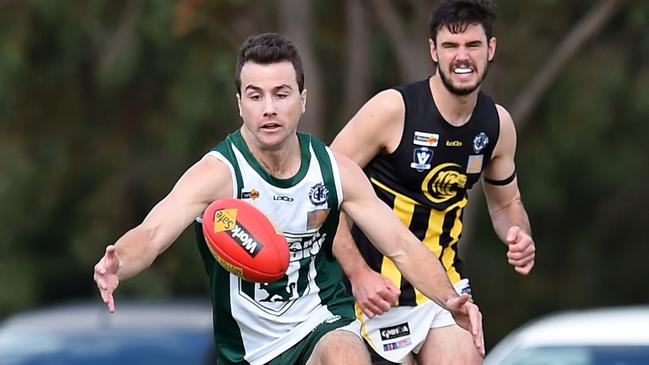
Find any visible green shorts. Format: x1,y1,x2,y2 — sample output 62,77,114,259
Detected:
266,316,357,365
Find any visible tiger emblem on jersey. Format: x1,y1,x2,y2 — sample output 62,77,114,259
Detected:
421,163,468,203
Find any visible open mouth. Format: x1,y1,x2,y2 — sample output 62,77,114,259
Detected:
453,67,474,75
260,123,281,131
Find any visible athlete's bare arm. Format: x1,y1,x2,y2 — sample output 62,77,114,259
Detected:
336,152,485,356
332,89,404,165
93,155,233,312
483,105,535,275
331,90,406,317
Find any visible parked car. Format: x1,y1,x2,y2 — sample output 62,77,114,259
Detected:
0,299,216,365
484,305,649,365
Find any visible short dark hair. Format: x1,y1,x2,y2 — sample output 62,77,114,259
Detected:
235,33,305,94
429,0,496,44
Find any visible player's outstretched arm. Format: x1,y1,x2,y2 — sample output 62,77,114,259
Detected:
92,155,232,312
336,152,485,356
333,215,400,318
483,105,535,275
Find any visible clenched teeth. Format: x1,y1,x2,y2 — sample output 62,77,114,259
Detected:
454,67,473,74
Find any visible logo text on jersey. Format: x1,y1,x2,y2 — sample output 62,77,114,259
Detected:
410,147,433,172
287,231,326,261
446,140,463,147
413,131,439,147
273,195,294,202
309,183,329,206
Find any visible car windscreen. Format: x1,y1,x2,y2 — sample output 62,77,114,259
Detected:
497,345,649,365
0,329,215,365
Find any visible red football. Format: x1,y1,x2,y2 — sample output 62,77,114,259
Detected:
202,198,289,283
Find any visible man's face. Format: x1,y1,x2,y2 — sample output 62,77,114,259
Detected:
237,61,306,150
430,23,496,96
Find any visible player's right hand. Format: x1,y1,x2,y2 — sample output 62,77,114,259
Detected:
506,225,535,275
349,268,400,318
93,245,121,313
446,293,485,357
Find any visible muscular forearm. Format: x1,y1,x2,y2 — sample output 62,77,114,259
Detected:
490,198,531,242
393,237,458,309
113,226,163,280
333,213,373,280
492,198,536,275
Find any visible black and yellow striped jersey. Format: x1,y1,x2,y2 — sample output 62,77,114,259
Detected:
351,78,500,306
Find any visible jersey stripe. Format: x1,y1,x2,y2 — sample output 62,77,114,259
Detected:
446,206,464,282
371,179,468,305
383,193,417,305
415,206,445,304
370,178,416,305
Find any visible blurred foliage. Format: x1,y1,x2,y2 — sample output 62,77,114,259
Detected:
0,0,647,350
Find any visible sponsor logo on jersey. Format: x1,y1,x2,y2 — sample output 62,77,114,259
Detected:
383,338,412,352
413,131,439,147
380,323,411,341
467,154,484,174
286,231,326,261
309,183,329,206
273,195,294,202
446,140,463,147
410,147,433,172
421,163,467,203
306,209,330,230
473,132,489,153
241,188,260,200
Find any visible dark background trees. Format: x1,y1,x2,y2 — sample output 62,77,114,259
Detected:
1,0,647,349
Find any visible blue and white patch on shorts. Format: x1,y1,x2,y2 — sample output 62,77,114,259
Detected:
383,338,412,352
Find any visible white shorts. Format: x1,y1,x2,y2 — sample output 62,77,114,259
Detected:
357,279,471,363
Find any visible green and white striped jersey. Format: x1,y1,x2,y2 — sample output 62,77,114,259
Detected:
195,130,354,365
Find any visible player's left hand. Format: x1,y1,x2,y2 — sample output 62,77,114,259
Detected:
506,225,535,275
93,245,121,313
446,294,485,357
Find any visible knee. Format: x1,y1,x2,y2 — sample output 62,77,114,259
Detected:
308,331,371,365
